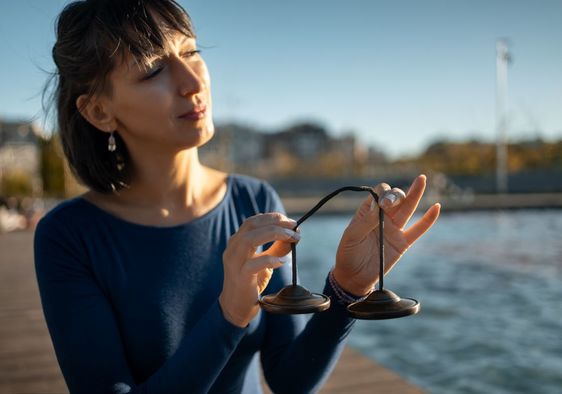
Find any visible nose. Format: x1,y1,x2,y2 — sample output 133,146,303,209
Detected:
176,59,205,97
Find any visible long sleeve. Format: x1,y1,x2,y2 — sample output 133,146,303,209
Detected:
34,216,246,394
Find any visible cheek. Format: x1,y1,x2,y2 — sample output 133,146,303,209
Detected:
114,82,175,126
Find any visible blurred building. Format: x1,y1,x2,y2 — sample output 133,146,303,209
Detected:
200,123,267,175
200,121,383,179
0,120,42,195
267,123,330,161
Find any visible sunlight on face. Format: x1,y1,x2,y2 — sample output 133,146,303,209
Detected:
105,31,214,156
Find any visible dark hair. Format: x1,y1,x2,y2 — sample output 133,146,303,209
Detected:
50,0,195,193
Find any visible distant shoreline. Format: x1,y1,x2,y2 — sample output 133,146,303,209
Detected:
34,192,562,219
281,193,562,216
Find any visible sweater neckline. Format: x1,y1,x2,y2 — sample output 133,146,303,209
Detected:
75,175,233,231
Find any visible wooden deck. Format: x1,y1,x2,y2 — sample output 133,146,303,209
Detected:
0,231,424,393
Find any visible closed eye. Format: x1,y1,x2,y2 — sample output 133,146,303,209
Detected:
141,62,164,80
181,49,201,59
140,50,201,81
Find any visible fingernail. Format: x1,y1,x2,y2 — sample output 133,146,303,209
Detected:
370,198,376,211
383,194,397,206
283,228,301,241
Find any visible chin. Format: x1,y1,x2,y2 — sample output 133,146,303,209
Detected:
193,121,215,148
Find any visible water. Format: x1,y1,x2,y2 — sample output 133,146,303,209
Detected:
295,210,562,394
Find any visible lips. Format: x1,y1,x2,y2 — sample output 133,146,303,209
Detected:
179,105,207,120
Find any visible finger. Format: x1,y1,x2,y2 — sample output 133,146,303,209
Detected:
344,181,397,242
226,225,299,264
262,239,294,257
392,174,427,228
404,203,441,245
238,225,300,252
344,204,383,245
346,195,380,240
241,212,297,232
379,187,407,211
351,181,391,221
243,255,285,275
372,183,391,206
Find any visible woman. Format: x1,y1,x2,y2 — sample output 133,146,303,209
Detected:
35,1,440,393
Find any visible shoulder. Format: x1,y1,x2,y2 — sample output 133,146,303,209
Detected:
34,197,95,251
36,198,89,232
34,198,94,272
228,174,285,214
229,173,275,196
38,197,84,227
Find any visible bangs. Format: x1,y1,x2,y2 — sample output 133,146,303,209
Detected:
97,0,196,68
103,0,195,66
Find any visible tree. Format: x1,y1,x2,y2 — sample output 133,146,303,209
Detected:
39,134,66,197
1,171,33,197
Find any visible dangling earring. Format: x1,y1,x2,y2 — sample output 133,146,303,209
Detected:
116,153,125,172
108,131,116,152
107,129,125,171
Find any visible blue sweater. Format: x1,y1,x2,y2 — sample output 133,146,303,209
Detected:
34,174,355,394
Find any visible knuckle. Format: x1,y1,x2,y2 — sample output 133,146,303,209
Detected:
243,213,262,227
375,182,391,191
372,185,388,199
270,212,285,222
226,234,238,249
240,218,252,230
222,245,236,262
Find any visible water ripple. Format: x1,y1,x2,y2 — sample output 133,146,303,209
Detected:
297,210,562,394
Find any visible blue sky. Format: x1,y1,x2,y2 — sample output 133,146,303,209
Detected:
1,0,561,158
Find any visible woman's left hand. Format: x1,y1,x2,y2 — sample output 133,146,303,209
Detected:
332,174,440,296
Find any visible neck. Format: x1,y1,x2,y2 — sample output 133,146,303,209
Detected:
117,147,206,211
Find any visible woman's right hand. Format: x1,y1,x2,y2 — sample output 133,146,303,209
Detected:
219,213,300,328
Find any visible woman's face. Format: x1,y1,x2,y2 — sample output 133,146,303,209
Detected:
105,32,213,154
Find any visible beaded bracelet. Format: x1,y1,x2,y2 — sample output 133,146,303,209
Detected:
328,269,372,305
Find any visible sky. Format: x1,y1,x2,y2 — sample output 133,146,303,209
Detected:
1,0,561,158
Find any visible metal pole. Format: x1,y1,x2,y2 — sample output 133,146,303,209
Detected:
496,39,510,194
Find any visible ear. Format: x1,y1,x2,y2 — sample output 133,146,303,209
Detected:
76,94,117,133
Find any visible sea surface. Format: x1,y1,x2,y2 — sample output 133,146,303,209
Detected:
295,209,562,394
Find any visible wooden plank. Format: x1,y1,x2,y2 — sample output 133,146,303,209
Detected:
0,231,425,393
